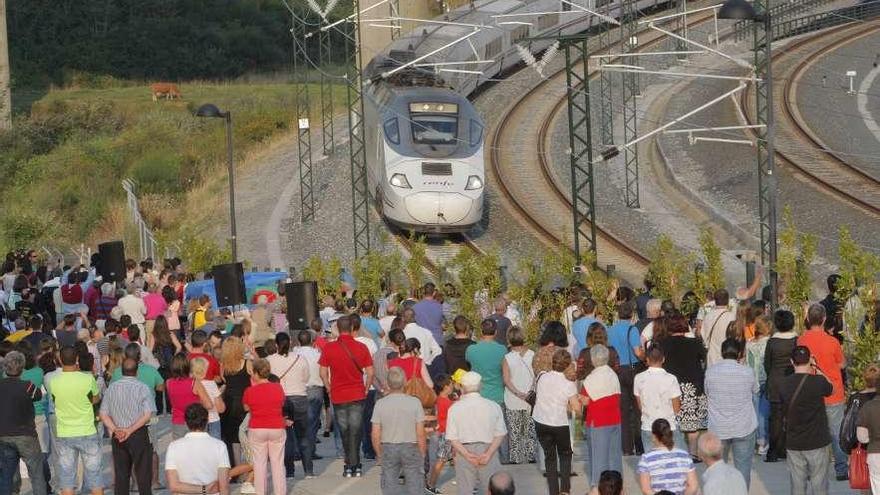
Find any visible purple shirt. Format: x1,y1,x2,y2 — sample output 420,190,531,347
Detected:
414,299,445,341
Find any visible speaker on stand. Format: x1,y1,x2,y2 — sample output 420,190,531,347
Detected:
286,281,318,331
97,241,126,284
212,262,246,308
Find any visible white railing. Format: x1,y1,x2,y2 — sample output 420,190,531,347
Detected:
121,179,175,261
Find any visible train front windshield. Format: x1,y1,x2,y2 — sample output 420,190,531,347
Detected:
410,103,458,145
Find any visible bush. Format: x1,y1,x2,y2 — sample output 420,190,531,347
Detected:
131,150,182,194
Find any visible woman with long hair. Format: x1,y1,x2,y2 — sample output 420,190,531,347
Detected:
243,358,287,495
192,357,226,439
660,314,707,460
166,353,213,439
220,336,252,468
387,337,434,388
637,419,698,495
162,285,181,339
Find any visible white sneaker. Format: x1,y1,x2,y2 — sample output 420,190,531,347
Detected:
757,444,769,456
240,481,257,494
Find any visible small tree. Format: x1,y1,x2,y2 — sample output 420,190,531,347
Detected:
837,226,880,389
449,246,502,324
776,207,816,330
405,232,429,294
302,255,343,299
646,234,694,303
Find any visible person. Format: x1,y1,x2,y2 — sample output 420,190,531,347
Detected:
401,308,443,375
413,282,445,342
243,358,287,495
857,369,880,494
746,316,771,456
501,327,536,464
704,338,757,487
220,336,252,468
267,332,313,478
660,314,706,458
427,375,455,494
637,299,661,346
373,328,404,395
161,285,181,338
589,470,623,495
782,346,833,495
389,336,433,385
487,471,515,495
149,315,180,413
189,329,222,381
19,340,51,494
446,371,507,495
0,350,46,495
166,352,213,439
606,301,644,455
93,283,117,324
798,303,849,480
576,323,619,380
700,289,736,367
294,329,324,453
142,282,167,338
637,419,697,495
191,357,225,439
532,349,578,495
445,315,474,373
633,344,683,452
579,344,623,488
764,309,798,462
165,403,231,495
488,298,512,346
466,318,509,462
319,314,374,478
99,357,156,495
819,274,843,332
359,300,384,342
635,279,654,321
371,366,427,495
571,298,599,357
698,431,748,495
48,346,103,495
118,285,147,327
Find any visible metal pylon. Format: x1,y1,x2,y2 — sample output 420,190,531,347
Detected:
675,0,688,59
293,12,315,223
753,1,779,306
563,34,597,261
621,0,640,209
345,3,371,257
319,28,335,155
597,4,614,146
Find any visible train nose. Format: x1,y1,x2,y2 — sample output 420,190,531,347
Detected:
404,192,472,224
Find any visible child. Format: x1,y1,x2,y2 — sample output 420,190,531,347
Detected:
426,374,456,494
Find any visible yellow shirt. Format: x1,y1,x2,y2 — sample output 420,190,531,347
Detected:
5,329,32,343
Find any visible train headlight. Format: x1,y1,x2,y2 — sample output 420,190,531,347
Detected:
390,173,412,189
465,175,484,190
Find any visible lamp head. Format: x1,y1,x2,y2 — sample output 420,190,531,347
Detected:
718,0,759,20
195,103,226,118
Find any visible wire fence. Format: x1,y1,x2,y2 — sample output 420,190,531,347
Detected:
771,0,880,39
121,178,175,262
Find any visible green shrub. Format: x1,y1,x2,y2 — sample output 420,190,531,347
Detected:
131,150,182,194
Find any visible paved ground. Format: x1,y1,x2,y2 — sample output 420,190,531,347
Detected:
22,414,855,494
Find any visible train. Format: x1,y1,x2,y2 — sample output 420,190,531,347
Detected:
363,0,676,233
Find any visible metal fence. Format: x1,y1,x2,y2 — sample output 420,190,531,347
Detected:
734,0,842,41
121,178,174,262
771,0,880,39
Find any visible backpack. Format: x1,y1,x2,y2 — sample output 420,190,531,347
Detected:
840,394,867,452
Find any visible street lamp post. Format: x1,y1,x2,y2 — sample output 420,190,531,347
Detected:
719,0,778,307
196,103,238,263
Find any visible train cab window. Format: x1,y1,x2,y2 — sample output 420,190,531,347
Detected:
469,119,483,147
384,117,400,145
412,115,458,144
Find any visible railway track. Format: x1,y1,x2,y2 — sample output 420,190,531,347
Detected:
488,11,719,281
740,20,880,217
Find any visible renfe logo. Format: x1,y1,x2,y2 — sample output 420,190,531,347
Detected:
423,180,455,187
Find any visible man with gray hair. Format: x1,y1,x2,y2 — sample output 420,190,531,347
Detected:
579,344,623,487
446,371,507,495
370,366,426,495
698,431,748,495
0,350,46,495
639,299,662,345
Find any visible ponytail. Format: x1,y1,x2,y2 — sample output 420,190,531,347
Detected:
652,418,675,450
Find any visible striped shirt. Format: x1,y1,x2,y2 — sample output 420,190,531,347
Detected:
637,448,694,495
99,376,155,429
704,359,757,439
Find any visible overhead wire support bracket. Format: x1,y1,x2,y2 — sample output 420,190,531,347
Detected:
292,10,315,223
597,2,615,147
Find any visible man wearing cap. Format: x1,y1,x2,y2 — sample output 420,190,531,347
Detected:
446,371,507,495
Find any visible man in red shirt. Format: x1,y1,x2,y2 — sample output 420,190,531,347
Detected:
798,303,849,481
187,330,222,382
319,315,374,478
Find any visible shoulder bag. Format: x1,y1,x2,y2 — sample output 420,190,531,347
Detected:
526,371,546,409
704,309,732,351
786,374,809,418
403,358,437,410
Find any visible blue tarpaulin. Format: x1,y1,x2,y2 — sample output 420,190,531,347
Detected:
183,272,288,308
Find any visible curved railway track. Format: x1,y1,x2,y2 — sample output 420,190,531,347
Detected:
740,20,880,216
488,12,718,280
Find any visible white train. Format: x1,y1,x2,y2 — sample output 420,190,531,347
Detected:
364,0,675,232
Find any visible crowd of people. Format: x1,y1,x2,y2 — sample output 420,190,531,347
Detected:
1,247,880,495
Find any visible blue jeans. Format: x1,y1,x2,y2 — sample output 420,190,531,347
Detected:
334,400,365,468
826,402,849,476
0,436,47,495
787,446,830,495
589,424,622,487
284,395,314,476
307,386,324,445
361,390,377,459
753,387,770,444
207,421,222,440
721,429,756,488
55,434,103,491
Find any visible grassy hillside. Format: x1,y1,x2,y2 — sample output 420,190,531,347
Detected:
0,81,346,256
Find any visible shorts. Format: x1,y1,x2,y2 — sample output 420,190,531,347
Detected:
55,434,103,491
435,433,453,463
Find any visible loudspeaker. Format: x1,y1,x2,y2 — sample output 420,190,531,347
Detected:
97,241,126,283
212,262,246,307
286,281,318,331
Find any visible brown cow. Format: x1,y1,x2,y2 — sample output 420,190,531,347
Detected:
150,82,182,102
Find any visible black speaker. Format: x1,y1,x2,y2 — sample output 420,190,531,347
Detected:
286,281,318,331
97,241,126,283
212,262,246,307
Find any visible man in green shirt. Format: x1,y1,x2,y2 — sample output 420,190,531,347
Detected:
465,319,510,464
48,346,103,495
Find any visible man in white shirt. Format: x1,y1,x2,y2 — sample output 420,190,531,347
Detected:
117,287,147,326
446,371,507,495
295,329,325,449
165,403,230,495
401,308,442,369
701,289,737,367
378,303,397,340
633,345,685,451
266,332,314,478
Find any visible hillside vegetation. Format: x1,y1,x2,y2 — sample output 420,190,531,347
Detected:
0,81,345,255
